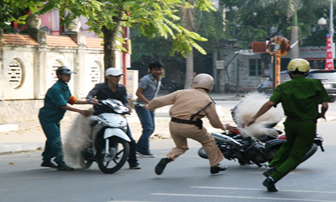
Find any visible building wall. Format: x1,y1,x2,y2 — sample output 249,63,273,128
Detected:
0,33,139,124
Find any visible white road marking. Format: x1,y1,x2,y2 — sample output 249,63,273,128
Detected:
191,186,336,194
151,193,335,202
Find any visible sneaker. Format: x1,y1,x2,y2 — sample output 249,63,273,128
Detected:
57,162,75,171
263,167,275,177
210,163,228,174
136,151,156,158
155,158,171,175
130,164,141,169
41,161,57,169
262,177,278,192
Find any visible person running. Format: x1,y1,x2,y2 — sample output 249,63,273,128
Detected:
242,58,329,192
144,73,235,175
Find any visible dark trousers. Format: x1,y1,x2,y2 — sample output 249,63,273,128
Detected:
126,124,138,166
134,105,155,154
269,119,316,182
39,117,64,163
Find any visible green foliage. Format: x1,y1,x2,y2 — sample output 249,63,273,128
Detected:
33,0,216,57
0,0,43,32
224,0,333,49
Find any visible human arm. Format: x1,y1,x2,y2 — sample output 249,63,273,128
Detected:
145,92,177,111
320,102,328,119
120,85,130,108
242,100,275,127
61,105,91,117
86,84,102,104
75,100,93,104
205,103,236,131
135,87,149,104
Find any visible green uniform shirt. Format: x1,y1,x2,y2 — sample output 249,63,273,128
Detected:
39,80,72,122
270,75,330,120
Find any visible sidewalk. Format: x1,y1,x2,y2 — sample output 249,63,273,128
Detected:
0,93,334,154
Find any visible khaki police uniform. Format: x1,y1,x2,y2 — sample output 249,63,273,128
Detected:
147,88,225,166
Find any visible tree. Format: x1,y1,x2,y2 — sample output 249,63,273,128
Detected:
36,0,215,70
231,0,331,59
130,2,224,87
0,0,42,32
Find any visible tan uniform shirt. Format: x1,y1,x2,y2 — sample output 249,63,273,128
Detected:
147,89,225,130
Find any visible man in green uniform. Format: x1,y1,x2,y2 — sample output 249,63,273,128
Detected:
243,58,329,192
39,66,92,171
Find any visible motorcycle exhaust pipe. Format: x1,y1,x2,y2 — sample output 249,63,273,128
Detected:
211,132,242,147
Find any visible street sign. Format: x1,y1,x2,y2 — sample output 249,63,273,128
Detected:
325,33,334,70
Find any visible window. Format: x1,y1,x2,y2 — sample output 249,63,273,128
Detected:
90,62,101,84
8,59,24,89
51,60,62,83
249,59,262,76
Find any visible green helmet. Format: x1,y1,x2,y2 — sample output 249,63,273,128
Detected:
287,58,310,73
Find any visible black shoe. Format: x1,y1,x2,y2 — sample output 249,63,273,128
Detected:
130,163,141,169
210,163,228,174
155,158,170,175
41,161,57,169
57,162,75,171
263,177,278,192
263,167,275,177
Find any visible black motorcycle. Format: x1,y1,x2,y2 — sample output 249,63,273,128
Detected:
198,128,324,167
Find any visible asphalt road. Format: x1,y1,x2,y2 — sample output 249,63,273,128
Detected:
1,120,336,202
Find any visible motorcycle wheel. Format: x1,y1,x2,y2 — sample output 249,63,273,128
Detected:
97,137,130,174
198,148,209,159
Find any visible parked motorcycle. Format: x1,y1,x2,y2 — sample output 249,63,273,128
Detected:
80,99,131,174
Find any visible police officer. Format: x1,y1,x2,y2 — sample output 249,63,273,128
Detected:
243,58,330,192
39,66,92,171
144,73,235,175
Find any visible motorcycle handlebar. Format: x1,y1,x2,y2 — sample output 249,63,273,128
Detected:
133,102,146,108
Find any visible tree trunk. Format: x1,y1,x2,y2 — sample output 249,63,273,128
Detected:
184,50,194,89
290,12,299,60
102,11,123,71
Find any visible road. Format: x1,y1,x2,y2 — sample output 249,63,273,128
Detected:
1,100,336,202
1,120,336,202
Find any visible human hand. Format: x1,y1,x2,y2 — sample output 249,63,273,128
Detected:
320,113,327,120
80,110,91,117
224,124,237,131
241,118,256,128
89,98,99,105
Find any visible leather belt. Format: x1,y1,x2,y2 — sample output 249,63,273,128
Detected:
171,117,203,129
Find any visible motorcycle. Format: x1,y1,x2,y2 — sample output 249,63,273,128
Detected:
198,93,324,167
198,128,324,167
78,99,131,174
257,77,272,94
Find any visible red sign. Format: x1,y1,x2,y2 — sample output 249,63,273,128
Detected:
325,34,334,70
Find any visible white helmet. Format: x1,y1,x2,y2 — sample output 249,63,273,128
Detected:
105,67,124,77
192,73,214,91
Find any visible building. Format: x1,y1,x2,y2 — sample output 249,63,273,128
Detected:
0,14,139,123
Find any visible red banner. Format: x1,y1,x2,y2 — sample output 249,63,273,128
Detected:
325,34,334,70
